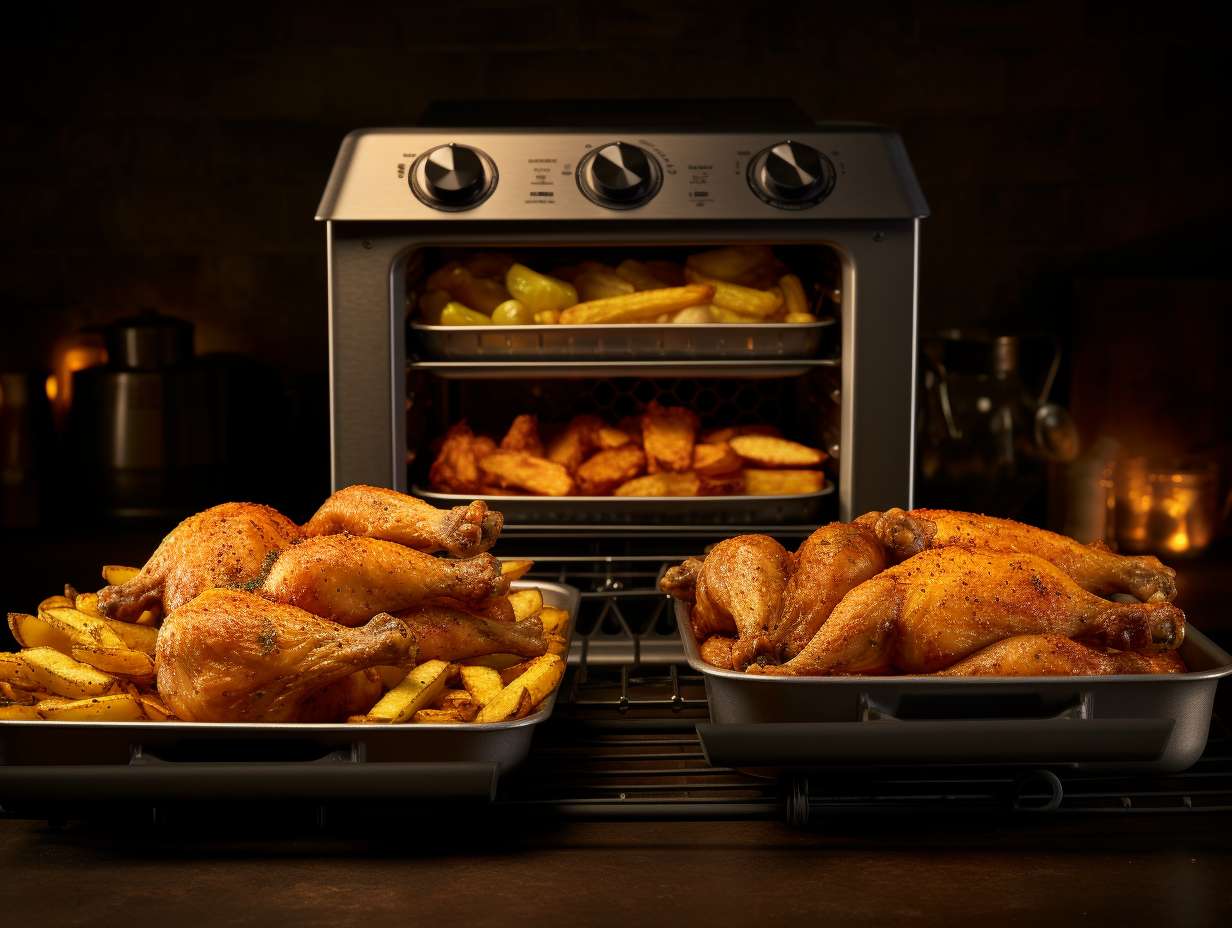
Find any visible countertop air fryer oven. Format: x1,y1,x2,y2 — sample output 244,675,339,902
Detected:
315,114,926,667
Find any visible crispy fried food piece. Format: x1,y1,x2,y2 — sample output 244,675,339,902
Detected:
698,473,745,496
575,266,635,302
642,403,699,474
480,451,574,496
699,635,736,670
546,415,604,472
742,469,826,495
429,422,497,494
729,435,826,468
558,284,714,324
575,445,647,495
500,414,545,457
779,273,810,316
427,262,510,314
685,246,776,285
700,424,781,444
692,442,742,476
595,426,633,449
474,654,565,723
684,269,783,318
614,472,702,497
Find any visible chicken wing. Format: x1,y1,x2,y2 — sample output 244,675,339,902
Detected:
935,634,1186,676
749,546,1184,677
685,534,791,652
156,588,414,722
394,607,547,662
261,534,508,626
98,502,301,620
499,414,545,457
859,508,1176,602
304,484,502,558
428,422,497,495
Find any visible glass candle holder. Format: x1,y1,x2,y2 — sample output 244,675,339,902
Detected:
1115,459,1219,556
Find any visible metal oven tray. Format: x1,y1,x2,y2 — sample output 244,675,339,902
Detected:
415,484,834,526
411,319,836,361
675,600,1232,773
0,581,579,804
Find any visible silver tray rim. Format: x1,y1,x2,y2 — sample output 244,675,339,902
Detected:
411,319,837,335
415,484,835,506
0,580,580,732
673,598,1232,687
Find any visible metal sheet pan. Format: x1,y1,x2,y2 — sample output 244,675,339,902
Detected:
415,484,834,526
0,581,579,803
675,599,1232,773
411,318,836,361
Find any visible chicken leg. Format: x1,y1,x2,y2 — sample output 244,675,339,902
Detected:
303,484,502,558
934,634,1187,677
261,534,509,626
395,606,547,662
677,534,791,656
98,502,302,620
156,588,414,722
858,508,1176,602
749,546,1185,676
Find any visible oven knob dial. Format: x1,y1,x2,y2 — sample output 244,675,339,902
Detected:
747,140,835,209
577,142,662,209
410,143,497,211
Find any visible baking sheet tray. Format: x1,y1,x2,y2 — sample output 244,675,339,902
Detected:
411,318,836,361
674,599,1232,773
415,484,834,526
0,580,579,803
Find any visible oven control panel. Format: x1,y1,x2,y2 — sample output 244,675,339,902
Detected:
317,129,927,221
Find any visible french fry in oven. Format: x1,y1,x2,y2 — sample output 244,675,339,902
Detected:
729,435,827,468
413,707,476,724
459,665,504,706
742,469,826,496
479,451,574,496
614,472,702,497
575,266,636,302
575,445,647,495
103,619,158,657
595,426,633,449
430,422,496,494
538,607,570,637
20,647,121,700
500,414,545,458
366,659,453,724
69,645,155,683
684,269,783,318
0,653,36,689
692,442,742,476
546,415,603,472
474,654,565,723
700,424,781,444
670,305,715,324
439,301,494,326
500,559,535,582
102,565,140,586
558,284,714,325
642,403,699,474
428,262,510,314
685,246,775,285
490,299,535,325
39,693,148,722
779,273,810,317
0,705,41,720
614,259,669,291
507,589,544,622
505,263,578,314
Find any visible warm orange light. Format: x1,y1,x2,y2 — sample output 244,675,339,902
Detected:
45,374,58,402
48,341,107,416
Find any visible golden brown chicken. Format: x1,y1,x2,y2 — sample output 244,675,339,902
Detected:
98,502,301,621
304,483,501,558
766,522,887,665
859,508,1176,603
749,546,1185,677
935,634,1187,677
427,422,498,495
156,588,414,722
261,534,508,626
394,607,547,662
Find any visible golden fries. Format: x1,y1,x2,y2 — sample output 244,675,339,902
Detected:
537,607,570,636
475,654,565,723
507,589,543,622
39,693,146,722
692,442,742,476
21,647,120,700
102,620,158,657
684,269,783,318
500,559,535,582
642,403,699,474
459,666,504,706
366,659,452,724
779,273,809,316
480,451,574,496
0,705,41,721
576,445,647,495
742,469,827,495
614,472,702,497
70,646,156,682
506,263,578,314
729,435,827,468
575,266,636,302
559,284,713,325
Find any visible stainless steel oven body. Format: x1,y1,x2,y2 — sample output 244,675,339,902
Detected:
316,127,928,520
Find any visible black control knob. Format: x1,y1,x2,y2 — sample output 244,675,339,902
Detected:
747,140,835,209
410,144,497,210
577,142,662,209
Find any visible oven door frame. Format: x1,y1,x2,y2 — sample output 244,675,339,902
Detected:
322,219,920,519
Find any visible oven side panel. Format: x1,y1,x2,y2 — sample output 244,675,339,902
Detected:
325,222,407,492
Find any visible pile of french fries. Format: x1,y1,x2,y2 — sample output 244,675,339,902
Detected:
1,562,571,725
430,407,829,498
416,246,826,326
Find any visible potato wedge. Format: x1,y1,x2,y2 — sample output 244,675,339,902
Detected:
613,472,702,497
559,284,713,325
475,654,565,723
692,442,742,476
366,659,451,724
500,559,535,582
0,704,41,721
479,451,574,496
505,263,578,314
103,620,158,657
137,693,174,721
437,688,479,710
73,592,102,616
576,445,647,495
135,609,160,627
546,634,569,657
459,665,504,707
779,273,810,316
741,469,826,496
70,646,155,682
614,259,670,291
412,707,474,724
700,424,781,444
642,402,699,474
499,659,535,686
39,693,145,722
685,246,775,284
507,588,543,622
9,612,73,653
21,648,121,700
102,565,141,586
595,426,633,449
684,269,783,318
575,266,635,302
537,606,570,636
0,681,33,703
41,606,126,649
0,652,36,689
729,435,826,468
785,312,819,323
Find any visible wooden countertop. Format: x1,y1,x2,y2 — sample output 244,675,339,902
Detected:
2,815,1231,925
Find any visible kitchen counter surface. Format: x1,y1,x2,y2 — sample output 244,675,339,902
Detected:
1,814,1231,925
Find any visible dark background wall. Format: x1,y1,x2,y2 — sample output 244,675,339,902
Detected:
1,0,1228,520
